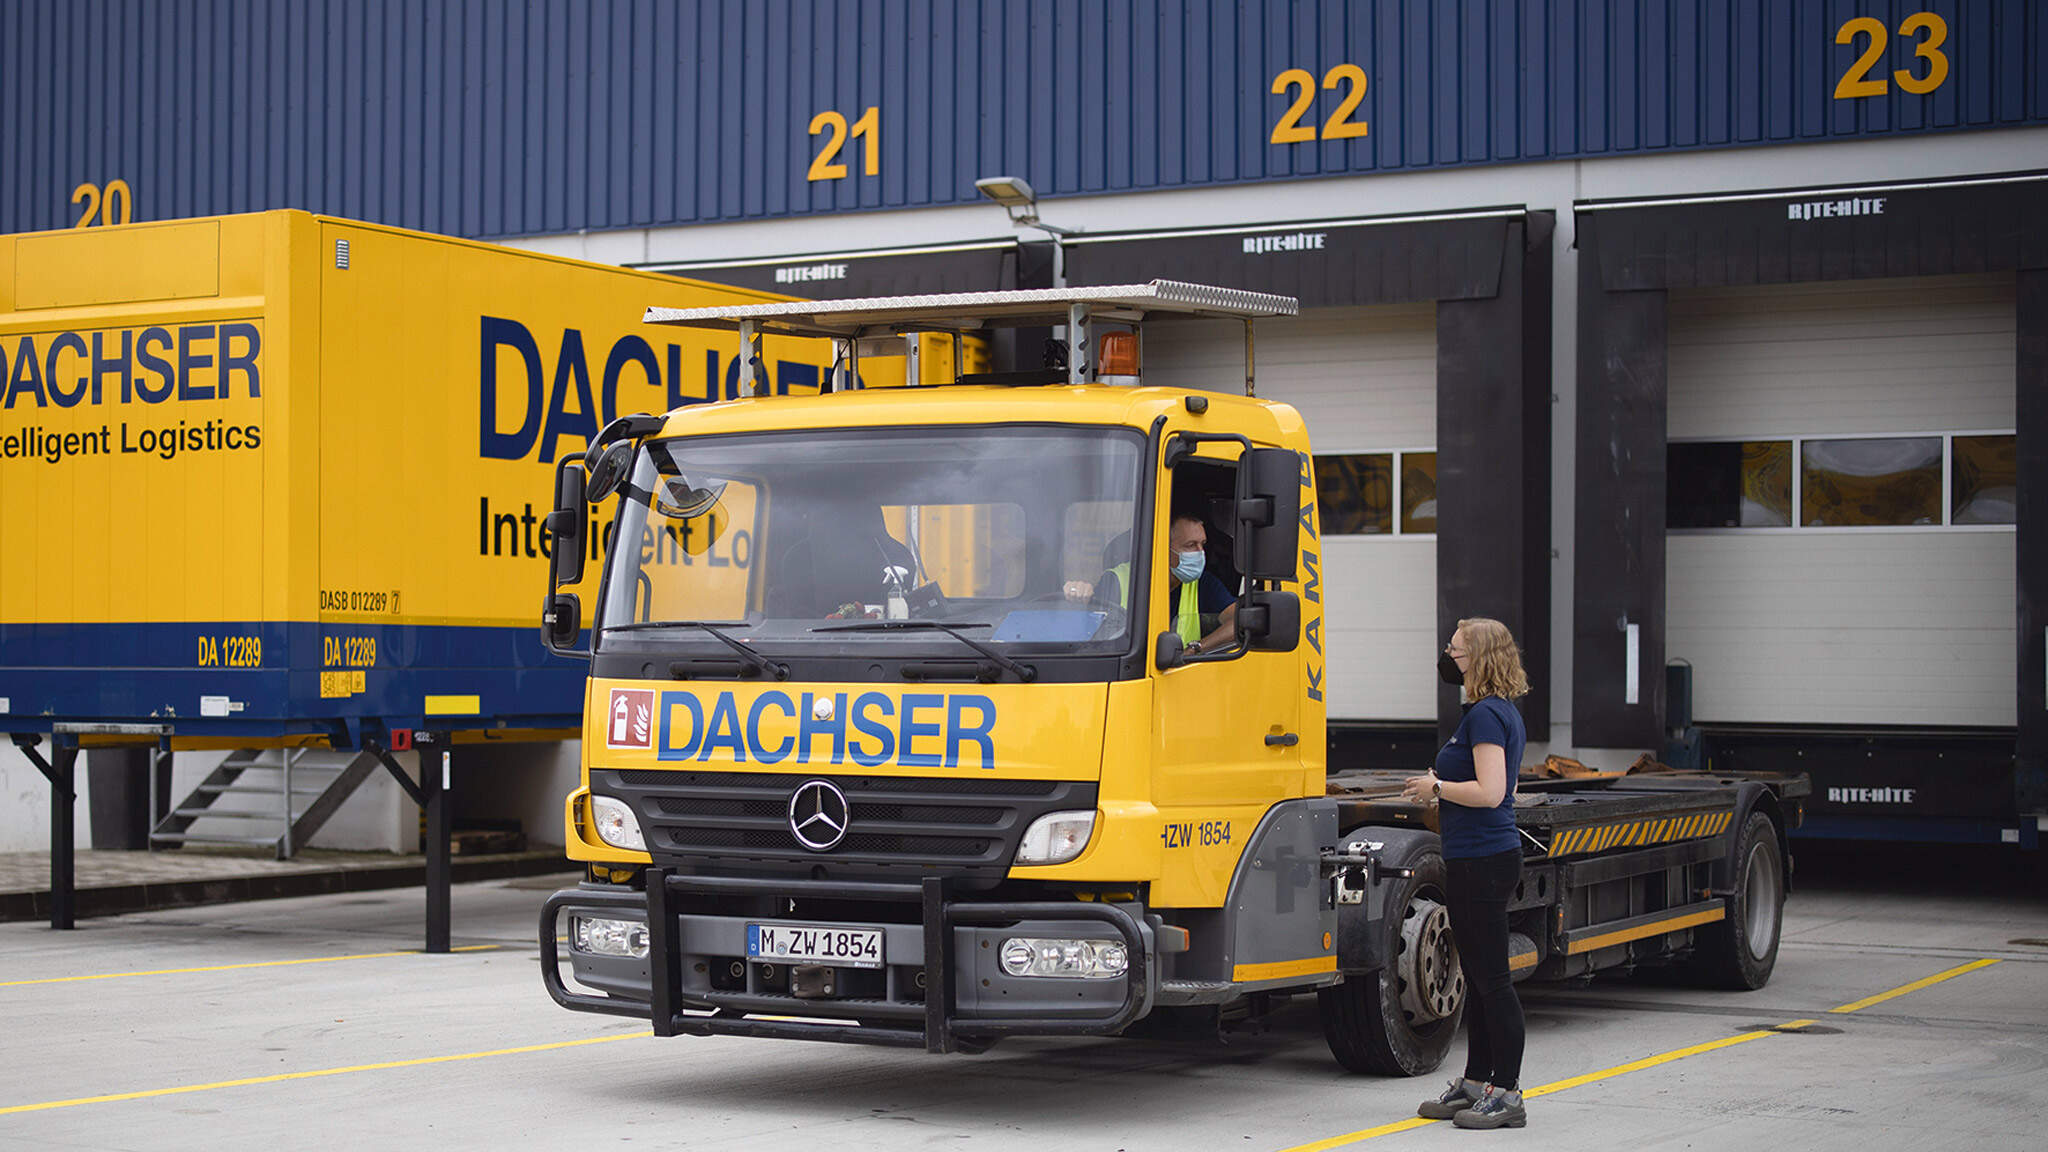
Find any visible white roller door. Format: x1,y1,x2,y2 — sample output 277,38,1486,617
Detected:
1147,304,1440,721
1666,273,2016,727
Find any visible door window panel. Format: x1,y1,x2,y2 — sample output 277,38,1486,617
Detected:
1669,441,1794,528
1314,454,1392,535
1952,434,2017,525
1801,437,1942,527
1400,452,1438,534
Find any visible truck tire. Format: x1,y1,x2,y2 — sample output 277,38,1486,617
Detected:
1690,811,1784,990
1319,847,1462,1075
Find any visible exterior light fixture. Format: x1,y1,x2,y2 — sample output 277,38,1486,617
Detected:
974,175,1077,237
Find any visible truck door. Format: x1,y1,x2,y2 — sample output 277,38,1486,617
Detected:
1149,442,1306,905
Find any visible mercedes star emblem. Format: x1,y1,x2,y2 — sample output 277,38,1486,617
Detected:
787,779,850,851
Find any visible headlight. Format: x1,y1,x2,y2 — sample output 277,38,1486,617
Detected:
1014,810,1096,865
999,937,1130,979
572,915,650,959
590,794,646,851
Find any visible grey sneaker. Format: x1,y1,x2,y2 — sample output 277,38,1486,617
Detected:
1417,1077,1483,1120
1453,1084,1527,1129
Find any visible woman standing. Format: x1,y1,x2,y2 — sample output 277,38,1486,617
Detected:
1401,617,1531,1130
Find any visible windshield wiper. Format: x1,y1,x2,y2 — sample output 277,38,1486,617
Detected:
607,620,787,681
812,620,1036,683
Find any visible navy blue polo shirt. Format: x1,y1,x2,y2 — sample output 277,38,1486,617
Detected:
1433,696,1524,859
1188,570,1236,614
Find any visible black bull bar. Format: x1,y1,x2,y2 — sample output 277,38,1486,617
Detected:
539,869,1149,1053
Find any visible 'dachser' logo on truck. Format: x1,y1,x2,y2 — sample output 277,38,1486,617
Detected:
477,317,834,464
1,323,265,465
622,687,999,770
2,323,262,410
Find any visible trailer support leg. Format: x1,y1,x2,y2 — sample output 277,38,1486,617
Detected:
424,737,452,954
369,735,451,953
12,734,79,930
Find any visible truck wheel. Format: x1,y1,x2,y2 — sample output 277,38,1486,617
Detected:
1691,811,1784,990
1319,848,1462,1075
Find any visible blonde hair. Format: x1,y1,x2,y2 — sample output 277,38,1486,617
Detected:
1457,617,1530,701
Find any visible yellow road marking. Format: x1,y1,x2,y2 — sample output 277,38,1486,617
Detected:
0,944,498,988
1828,957,2001,1014
0,1030,652,1115
1273,956,2004,1151
1276,1117,1437,1151
1522,1026,1790,1099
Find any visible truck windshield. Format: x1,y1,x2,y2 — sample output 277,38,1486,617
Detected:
597,425,1146,657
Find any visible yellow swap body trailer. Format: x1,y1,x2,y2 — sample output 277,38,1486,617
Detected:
0,210,911,750
538,283,1807,1071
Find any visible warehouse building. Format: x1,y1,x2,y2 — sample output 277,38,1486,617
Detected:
1,0,2042,849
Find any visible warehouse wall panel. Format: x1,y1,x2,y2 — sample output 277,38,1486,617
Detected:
1667,274,2017,439
1668,532,2016,727
8,1,2047,239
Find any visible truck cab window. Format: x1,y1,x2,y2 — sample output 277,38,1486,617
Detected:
597,426,1145,661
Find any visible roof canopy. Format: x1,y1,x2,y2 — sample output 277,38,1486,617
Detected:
644,279,1299,338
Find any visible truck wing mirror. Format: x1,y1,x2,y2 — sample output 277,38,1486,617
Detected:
585,442,634,503
548,456,587,588
583,412,666,471
1233,447,1301,581
1154,630,1188,671
1237,590,1299,652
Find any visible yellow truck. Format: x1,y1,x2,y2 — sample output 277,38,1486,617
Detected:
537,283,1807,1072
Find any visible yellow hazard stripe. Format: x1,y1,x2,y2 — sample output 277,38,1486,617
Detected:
1232,956,1338,983
1551,809,1739,857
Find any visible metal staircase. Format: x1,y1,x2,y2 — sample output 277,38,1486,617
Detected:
150,747,382,860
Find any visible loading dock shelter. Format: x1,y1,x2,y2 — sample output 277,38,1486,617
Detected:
1574,171,2046,839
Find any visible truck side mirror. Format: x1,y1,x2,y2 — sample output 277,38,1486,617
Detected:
1237,590,1300,652
1233,447,1301,581
548,456,587,588
584,442,634,503
1154,630,1188,671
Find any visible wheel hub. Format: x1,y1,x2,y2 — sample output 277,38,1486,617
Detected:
1395,897,1463,1023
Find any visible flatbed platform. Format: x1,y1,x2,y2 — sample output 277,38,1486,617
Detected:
1327,767,1810,858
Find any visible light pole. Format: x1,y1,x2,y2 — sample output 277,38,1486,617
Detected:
974,175,1075,287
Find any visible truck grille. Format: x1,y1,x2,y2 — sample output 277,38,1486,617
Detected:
598,769,1098,885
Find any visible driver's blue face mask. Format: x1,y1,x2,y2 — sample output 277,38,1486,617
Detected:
1172,549,1205,584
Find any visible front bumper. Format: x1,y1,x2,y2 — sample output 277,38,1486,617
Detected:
540,868,1153,1053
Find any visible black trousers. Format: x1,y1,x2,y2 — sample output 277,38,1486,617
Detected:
1446,847,1526,1088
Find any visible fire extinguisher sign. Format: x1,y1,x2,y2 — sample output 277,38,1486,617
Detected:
606,689,654,749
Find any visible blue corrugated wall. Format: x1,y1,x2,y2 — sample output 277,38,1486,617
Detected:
5,0,2044,239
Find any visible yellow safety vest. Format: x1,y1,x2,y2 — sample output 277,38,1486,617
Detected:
1106,562,1198,644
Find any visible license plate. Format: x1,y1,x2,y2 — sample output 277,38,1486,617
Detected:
746,922,884,969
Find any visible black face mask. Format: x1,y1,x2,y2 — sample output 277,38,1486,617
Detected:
1438,651,1465,686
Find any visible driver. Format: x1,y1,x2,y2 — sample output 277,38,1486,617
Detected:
1065,511,1237,654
